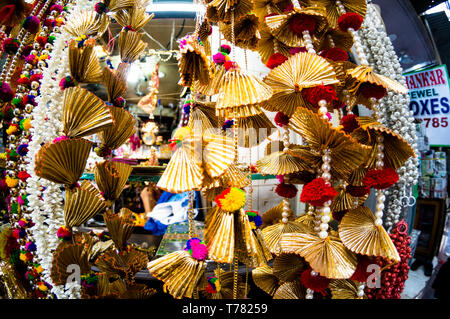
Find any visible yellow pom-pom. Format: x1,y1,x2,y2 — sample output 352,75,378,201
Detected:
0,153,7,159
6,125,18,135
20,253,28,262
22,118,32,131
172,126,192,141
38,283,48,292
5,176,19,188
35,265,44,273
38,54,49,61
215,187,246,212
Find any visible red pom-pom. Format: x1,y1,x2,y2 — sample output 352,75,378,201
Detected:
351,255,374,282
359,82,387,99
340,114,360,134
289,14,317,35
300,268,330,293
290,47,307,55
332,210,347,222
346,185,370,197
300,178,337,206
274,112,290,127
284,4,294,12
301,84,338,107
320,48,348,62
30,74,42,82
363,168,399,190
275,183,298,198
17,171,31,182
224,61,238,71
338,12,364,32
17,77,30,86
266,53,288,69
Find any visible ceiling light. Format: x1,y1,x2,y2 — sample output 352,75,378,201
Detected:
146,2,206,13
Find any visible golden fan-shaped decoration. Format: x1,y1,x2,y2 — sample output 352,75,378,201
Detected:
253,0,286,21
330,187,356,212
207,0,254,23
202,164,250,201
103,67,127,102
195,65,226,96
187,102,219,133
329,279,367,299
346,65,408,95
236,113,275,148
290,107,371,181
256,150,312,175
97,106,136,150
96,249,149,284
178,35,212,87
198,18,212,56
235,209,273,267
338,206,400,262
201,268,247,299
310,0,367,29
220,13,260,49
252,265,280,296
64,183,107,227
351,117,416,170
262,220,309,255
262,52,339,116
348,165,368,186
50,241,91,286
118,30,147,63
216,69,272,118
295,213,316,232
273,253,306,283
257,27,291,65
318,29,354,52
64,10,110,39
273,280,306,299
68,40,103,84
103,208,135,251
204,206,235,264
120,284,157,299
102,0,135,12
35,138,92,186
147,250,206,299
112,6,154,31
264,6,328,47
62,87,113,138
261,201,295,229
280,232,357,279
202,133,235,179
95,274,125,298
94,160,133,201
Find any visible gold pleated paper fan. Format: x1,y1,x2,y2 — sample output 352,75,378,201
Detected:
112,6,154,31
351,117,416,170
35,138,92,186
64,182,107,227
235,209,273,267
236,113,275,148
207,0,254,23
290,107,370,181
264,6,328,47
346,65,408,95
257,27,291,65
256,150,312,176
202,164,250,201
103,67,127,102
68,40,103,84
96,249,148,282
118,30,147,63
103,208,135,251
216,69,272,118
101,0,135,12
220,13,260,49
63,10,110,39
329,279,367,299
178,35,212,87
120,284,157,299
97,106,136,150
198,19,212,57
295,213,316,232
204,206,235,264
50,241,91,286
262,220,309,255
195,65,226,96
201,268,247,299
338,206,400,262
318,29,354,52
330,187,356,212
273,280,306,299
310,0,367,29
261,201,295,229
62,87,113,138
273,253,306,283
253,0,289,21
202,133,235,179
147,250,206,299
157,136,204,193
252,264,280,296
262,52,339,116
94,160,133,201
280,232,357,279
187,102,219,133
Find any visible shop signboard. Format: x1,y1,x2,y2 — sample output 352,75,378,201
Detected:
406,65,450,146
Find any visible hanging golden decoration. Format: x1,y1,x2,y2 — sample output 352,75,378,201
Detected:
97,106,136,150
220,13,261,49
202,164,250,201
262,220,310,255
252,265,280,296
96,249,149,284
118,30,148,63
68,40,103,84
112,6,154,31
309,0,367,29
273,280,306,299
261,201,295,229
204,206,235,264
206,0,254,23
346,65,408,95
318,29,355,52
256,149,313,176
195,65,226,96
262,52,339,116
338,206,400,262
236,113,275,148
273,253,307,283
280,232,358,279
329,279,367,299
103,208,136,251
103,67,128,103
257,27,291,65
63,10,110,39
201,268,248,299
94,160,133,202
178,35,212,87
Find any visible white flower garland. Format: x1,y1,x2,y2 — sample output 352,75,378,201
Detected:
25,0,94,299
358,3,420,230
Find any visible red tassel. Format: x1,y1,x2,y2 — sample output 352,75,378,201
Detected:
340,114,360,134
300,178,337,206
274,112,290,127
338,12,364,32
289,14,317,35
320,47,348,62
359,82,387,99
275,183,298,198
266,53,288,69
300,268,330,293
301,84,338,107
363,168,399,190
